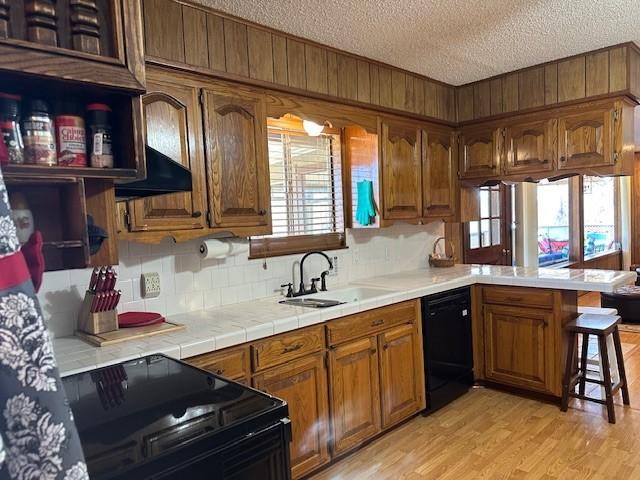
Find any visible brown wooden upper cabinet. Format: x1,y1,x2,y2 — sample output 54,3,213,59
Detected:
459,125,502,179
557,103,618,171
422,129,457,220
202,87,271,229
504,119,557,176
380,119,422,221
127,71,207,232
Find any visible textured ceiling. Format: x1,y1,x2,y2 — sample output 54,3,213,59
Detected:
193,0,640,85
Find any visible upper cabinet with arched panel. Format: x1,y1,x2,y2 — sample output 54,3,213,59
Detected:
504,119,557,176
422,129,457,220
380,119,422,221
126,69,207,233
557,104,616,171
459,125,503,180
201,85,271,231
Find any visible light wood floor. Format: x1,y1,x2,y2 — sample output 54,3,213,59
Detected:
311,293,640,480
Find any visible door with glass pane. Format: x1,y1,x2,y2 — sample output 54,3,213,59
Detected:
464,185,512,265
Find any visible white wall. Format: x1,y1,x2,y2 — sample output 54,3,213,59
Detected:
514,183,538,267
39,222,443,338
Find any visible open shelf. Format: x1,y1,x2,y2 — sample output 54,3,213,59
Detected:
5,178,90,271
2,164,138,180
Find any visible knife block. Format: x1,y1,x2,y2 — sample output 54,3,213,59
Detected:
77,290,118,335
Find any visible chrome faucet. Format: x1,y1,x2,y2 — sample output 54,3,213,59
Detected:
282,251,333,297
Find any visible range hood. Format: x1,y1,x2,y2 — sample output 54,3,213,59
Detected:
115,146,192,199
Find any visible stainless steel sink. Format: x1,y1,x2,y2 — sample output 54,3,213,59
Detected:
279,298,344,308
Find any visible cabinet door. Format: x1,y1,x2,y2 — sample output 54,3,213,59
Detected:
379,323,425,428
459,126,502,179
422,129,457,219
380,120,422,220
483,304,554,393
128,74,207,232
328,336,381,455
558,105,617,170
202,88,271,229
504,119,556,175
253,353,329,479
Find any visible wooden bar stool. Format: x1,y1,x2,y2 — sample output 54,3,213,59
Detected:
561,313,630,423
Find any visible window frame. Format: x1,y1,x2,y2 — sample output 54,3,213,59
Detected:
581,175,620,261
535,176,621,268
249,115,347,259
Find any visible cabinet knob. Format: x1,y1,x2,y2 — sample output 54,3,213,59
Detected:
192,211,202,218
559,156,566,162
258,209,267,216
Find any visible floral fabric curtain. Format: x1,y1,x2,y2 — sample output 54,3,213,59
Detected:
0,167,88,480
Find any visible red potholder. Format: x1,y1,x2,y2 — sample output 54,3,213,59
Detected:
118,312,164,328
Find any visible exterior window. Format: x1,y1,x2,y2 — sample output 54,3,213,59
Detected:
250,115,345,258
537,179,570,266
583,176,617,259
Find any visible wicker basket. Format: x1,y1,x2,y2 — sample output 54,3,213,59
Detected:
428,237,455,268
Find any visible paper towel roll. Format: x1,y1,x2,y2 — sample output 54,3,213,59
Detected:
199,239,232,259
198,239,250,259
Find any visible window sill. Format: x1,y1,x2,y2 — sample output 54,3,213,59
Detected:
249,233,348,259
583,249,622,262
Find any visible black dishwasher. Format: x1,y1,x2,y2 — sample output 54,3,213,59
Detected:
422,287,473,413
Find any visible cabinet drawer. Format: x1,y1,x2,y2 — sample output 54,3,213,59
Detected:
327,300,419,346
482,286,553,310
187,346,249,381
252,326,324,372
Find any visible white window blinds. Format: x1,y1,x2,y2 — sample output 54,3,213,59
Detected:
266,124,344,238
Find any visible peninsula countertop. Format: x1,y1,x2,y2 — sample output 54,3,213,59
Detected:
53,264,636,377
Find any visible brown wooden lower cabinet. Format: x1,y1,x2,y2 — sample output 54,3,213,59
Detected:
483,304,554,393
185,299,425,477
185,345,250,384
253,353,330,479
475,285,577,397
328,336,382,456
379,323,425,428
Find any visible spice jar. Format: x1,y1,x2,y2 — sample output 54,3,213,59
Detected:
23,99,57,166
55,101,86,167
0,93,24,164
87,103,114,168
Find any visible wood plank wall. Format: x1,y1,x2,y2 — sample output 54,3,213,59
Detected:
457,44,640,123
142,0,457,123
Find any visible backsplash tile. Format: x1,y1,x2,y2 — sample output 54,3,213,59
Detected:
38,222,443,338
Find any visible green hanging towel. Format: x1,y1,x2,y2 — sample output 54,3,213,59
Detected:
355,180,376,226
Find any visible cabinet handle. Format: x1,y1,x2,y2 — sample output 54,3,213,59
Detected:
370,348,377,355
191,211,202,218
383,343,389,350
258,209,267,216
559,156,566,162
215,368,224,375
505,296,523,303
282,343,303,354
371,319,385,327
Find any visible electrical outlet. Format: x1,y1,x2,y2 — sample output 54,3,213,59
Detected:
141,272,161,298
330,256,338,277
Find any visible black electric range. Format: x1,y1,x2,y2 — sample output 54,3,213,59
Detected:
62,354,291,480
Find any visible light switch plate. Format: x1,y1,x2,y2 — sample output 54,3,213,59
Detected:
141,272,161,298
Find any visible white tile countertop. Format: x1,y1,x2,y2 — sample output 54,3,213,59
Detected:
53,264,636,377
